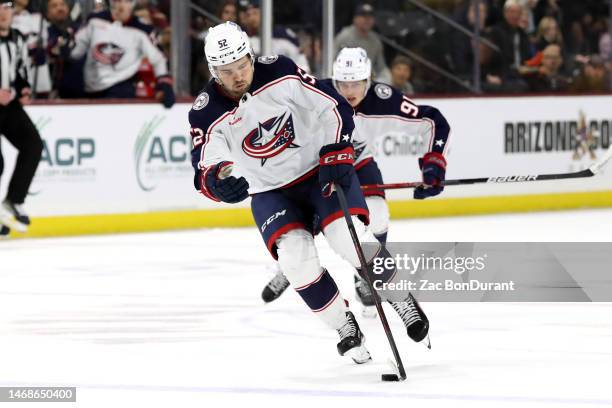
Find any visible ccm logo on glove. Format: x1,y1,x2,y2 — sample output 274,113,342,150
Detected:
318,142,356,197
321,151,354,165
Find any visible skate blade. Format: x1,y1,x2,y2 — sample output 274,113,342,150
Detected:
346,344,372,364
420,334,431,350
361,305,377,319
0,216,27,233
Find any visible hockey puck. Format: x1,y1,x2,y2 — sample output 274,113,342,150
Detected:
381,374,400,382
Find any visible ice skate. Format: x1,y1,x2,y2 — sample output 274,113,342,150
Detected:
390,293,431,349
354,275,377,318
261,267,290,303
0,200,29,233
337,311,372,364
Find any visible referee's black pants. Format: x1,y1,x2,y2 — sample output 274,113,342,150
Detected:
0,101,43,205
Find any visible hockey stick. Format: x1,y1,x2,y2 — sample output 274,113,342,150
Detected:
362,147,612,191
334,184,407,382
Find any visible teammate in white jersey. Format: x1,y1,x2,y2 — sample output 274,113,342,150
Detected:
190,23,429,363
69,0,174,107
262,48,450,324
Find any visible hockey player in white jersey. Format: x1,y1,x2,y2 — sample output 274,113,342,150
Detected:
69,0,174,107
262,48,449,329
190,22,429,362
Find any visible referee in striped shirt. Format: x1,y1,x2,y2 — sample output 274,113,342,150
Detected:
0,0,43,235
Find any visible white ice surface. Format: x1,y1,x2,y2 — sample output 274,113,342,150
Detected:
1,209,612,408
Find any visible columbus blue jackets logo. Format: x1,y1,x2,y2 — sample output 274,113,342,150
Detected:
192,92,209,110
352,139,367,160
258,55,278,64
93,42,125,66
374,84,392,99
242,112,300,165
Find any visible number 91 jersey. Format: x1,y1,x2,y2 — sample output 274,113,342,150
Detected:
324,80,451,165
189,55,356,194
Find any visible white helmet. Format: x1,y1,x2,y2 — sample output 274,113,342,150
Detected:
205,22,254,79
110,0,136,7
332,47,372,95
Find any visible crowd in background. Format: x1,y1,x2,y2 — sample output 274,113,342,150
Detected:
17,0,612,99
9,0,173,103
194,0,611,94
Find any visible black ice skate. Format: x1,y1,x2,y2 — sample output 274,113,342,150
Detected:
0,200,29,233
261,271,289,303
390,293,431,349
354,275,377,318
0,224,10,238
337,311,371,364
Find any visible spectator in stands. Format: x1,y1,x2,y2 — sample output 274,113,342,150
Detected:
482,0,531,92
46,0,84,98
334,3,390,82
199,0,237,41
241,0,311,71
570,55,610,92
534,16,563,51
389,55,415,95
525,44,570,92
11,0,52,97
450,0,488,82
218,0,237,24
517,0,537,34
68,0,174,106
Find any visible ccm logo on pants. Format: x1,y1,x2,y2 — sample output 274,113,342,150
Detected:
261,210,287,233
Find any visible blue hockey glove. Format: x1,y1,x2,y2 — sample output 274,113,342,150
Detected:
197,162,249,203
318,142,355,197
414,152,446,200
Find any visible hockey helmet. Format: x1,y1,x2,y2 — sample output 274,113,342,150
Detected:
332,47,372,95
205,22,254,80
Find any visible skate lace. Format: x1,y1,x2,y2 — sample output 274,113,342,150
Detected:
268,273,289,293
337,316,357,339
396,300,421,326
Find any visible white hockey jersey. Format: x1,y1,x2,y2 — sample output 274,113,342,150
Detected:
319,80,451,165
71,11,168,92
189,55,355,196
11,11,52,93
